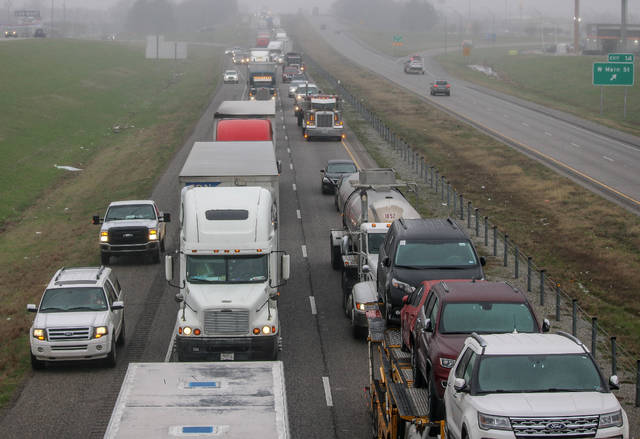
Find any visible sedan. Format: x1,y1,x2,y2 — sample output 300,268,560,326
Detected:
223,70,239,84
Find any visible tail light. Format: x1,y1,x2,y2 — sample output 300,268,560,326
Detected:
446,84,450,88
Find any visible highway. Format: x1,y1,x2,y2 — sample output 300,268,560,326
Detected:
309,18,640,212
0,59,376,438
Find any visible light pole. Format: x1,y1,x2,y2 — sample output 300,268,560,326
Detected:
573,0,580,54
50,0,54,35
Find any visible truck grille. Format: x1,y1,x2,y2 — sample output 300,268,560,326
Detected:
51,345,88,351
204,309,249,335
48,327,91,341
317,113,333,128
109,227,148,245
510,415,599,437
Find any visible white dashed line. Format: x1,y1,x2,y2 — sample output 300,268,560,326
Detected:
292,183,297,191
571,142,581,148
289,163,293,170
285,135,288,140
283,124,286,129
287,148,291,153
322,377,333,406
296,209,301,219
301,245,307,258
503,114,509,118
309,296,317,315
545,132,552,137
521,122,529,127
603,156,615,162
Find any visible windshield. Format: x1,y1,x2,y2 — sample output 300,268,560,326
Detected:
40,287,108,312
367,233,387,255
105,204,155,221
439,302,536,334
297,86,318,95
327,163,356,174
312,102,338,111
394,240,478,268
436,80,449,85
476,354,604,393
225,70,237,75
186,255,268,283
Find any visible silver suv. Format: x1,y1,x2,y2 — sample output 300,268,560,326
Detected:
27,266,125,369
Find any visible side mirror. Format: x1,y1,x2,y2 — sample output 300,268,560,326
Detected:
609,375,620,390
542,318,550,332
282,254,290,280
383,256,390,267
92,215,101,225
453,378,468,392
402,295,409,304
320,169,325,173
162,213,171,223
423,318,433,333
277,160,282,174
479,256,486,266
362,264,370,274
27,304,37,313
165,255,174,282
174,293,184,304
111,301,124,311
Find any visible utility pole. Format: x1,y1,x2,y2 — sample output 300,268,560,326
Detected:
621,0,628,51
573,0,580,54
50,0,53,35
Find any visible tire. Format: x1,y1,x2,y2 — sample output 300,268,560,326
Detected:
412,350,425,388
151,248,161,264
330,242,341,270
345,292,353,318
100,252,110,266
105,339,117,368
351,304,364,339
334,195,340,212
427,375,443,421
30,353,45,370
117,317,125,346
383,291,394,324
160,238,165,252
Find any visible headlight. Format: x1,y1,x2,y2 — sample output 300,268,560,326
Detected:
100,231,109,242
93,326,108,339
599,410,623,428
33,329,46,341
478,413,511,431
439,357,456,368
323,177,331,183
356,302,366,311
148,228,158,240
182,326,192,336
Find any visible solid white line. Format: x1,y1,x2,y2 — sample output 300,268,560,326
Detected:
296,209,301,219
322,377,333,406
287,148,291,153
545,131,552,137
603,156,615,162
301,245,307,258
292,183,297,191
283,124,286,129
164,321,179,362
285,135,288,140
571,142,581,148
521,122,529,127
289,163,293,170
281,115,284,121
309,296,317,315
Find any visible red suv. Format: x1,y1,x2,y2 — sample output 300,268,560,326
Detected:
409,280,549,421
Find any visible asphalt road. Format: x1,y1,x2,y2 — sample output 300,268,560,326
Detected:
0,59,378,438
309,18,640,213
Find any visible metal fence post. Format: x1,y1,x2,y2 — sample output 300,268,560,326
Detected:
636,361,640,407
572,299,578,336
484,217,488,246
459,194,464,220
527,257,532,292
435,170,439,193
467,202,472,229
492,226,498,256
514,246,519,278
503,234,509,267
611,337,617,376
539,269,546,306
441,177,445,202
555,284,561,321
475,208,479,236
430,167,434,188
591,317,597,357
447,183,451,208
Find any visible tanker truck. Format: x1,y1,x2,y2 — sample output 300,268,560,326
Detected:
329,169,419,336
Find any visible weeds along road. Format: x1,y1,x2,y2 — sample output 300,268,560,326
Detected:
310,17,640,214
0,59,378,438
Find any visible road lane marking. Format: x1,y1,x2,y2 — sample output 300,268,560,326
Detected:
340,138,361,169
571,142,581,148
289,163,293,170
603,156,615,162
292,183,297,191
283,124,286,129
285,135,288,140
309,296,317,315
521,122,529,127
296,209,301,219
164,321,179,362
287,148,291,153
545,132,552,137
503,114,509,118
301,245,307,258
322,377,334,406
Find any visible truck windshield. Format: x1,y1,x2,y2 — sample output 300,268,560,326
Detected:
367,233,387,254
105,204,155,221
186,255,268,283
40,287,108,312
394,240,478,268
475,354,604,393
327,163,356,173
312,102,337,111
439,302,536,334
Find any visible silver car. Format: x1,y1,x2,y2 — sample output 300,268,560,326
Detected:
223,70,239,84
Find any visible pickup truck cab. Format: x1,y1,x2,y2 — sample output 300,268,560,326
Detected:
27,266,125,369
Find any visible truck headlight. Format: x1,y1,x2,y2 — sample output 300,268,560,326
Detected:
100,231,109,242
33,328,46,341
148,228,158,240
93,326,108,339
478,413,511,431
182,326,192,336
599,410,623,428
356,302,366,311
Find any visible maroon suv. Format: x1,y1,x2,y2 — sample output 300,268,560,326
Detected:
410,280,549,420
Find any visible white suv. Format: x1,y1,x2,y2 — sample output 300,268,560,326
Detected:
27,266,125,369
444,332,628,439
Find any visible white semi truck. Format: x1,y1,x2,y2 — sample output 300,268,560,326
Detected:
166,141,289,361
104,361,290,438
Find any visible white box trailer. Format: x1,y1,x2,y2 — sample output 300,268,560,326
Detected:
104,361,290,439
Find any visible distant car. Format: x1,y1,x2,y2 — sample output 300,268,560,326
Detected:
34,28,46,38
223,69,239,84
404,55,425,74
5,30,17,38
225,46,242,56
288,79,307,97
430,79,451,96
282,66,300,82
233,51,249,64
320,159,357,194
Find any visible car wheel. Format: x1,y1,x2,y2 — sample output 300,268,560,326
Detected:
105,339,117,368
30,353,45,370
151,248,161,264
345,292,353,318
160,238,166,252
411,350,425,388
100,252,110,266
427,375,442,421
117,316,125,346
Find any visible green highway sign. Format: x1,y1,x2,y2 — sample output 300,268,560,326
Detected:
593,62,634,86
392,34,403,42
608,53,634,63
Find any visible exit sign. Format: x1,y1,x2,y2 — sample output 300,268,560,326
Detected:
608,53,634,63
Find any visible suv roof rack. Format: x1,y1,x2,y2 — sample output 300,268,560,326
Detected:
96,265,106,280
440,281,450,293
54,267,67,283
446,217,458,229
398,218,407,229
556,331,587,353
470,332,487,354
53,266,105,286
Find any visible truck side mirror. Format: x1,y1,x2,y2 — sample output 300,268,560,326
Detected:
423,318,433,333
277,160,282,174
383,256,390,267
165,255,174,282
174,293,184,303
92,215,101,225
162,213,171,222
362,264,370,274
480,256,486,266
542,318,550,332
282,254,290,280
609,375,620,390
453,378,468,392
27,304,37,313
111,301,124,311
320,169,325,173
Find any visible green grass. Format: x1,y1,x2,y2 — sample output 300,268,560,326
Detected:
0,39,227,407
437,48,640,135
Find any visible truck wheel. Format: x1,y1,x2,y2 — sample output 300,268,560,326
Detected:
117,317,125,346
428,375,442,421
351,308,363,339
100,252,110,266
151,248,161,264
345,292,353,318
160,238,166,252
30,353,45,370
330,242,341,270
105,339,117,368
297,115,302,126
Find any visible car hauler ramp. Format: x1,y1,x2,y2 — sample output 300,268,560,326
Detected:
104,361,289,439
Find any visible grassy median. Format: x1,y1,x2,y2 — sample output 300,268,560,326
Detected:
0,39,225,407
288,18,640,357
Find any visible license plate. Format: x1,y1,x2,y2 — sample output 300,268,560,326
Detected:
220,353,234,361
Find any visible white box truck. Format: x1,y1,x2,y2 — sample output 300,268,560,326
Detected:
166,141,289,361
104,361,290,438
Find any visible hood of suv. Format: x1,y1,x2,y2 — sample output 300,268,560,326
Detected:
393,266,483,286
471,391,621,417
101,219,157,230
187,283,269,310
35,311,109,329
